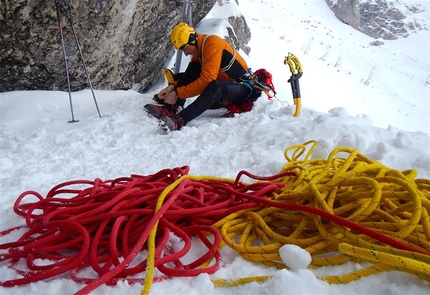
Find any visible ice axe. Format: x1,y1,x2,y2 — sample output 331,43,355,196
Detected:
284,53,303,117
150,68,176,104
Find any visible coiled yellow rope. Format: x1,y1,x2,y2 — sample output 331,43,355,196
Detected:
212,140,430,286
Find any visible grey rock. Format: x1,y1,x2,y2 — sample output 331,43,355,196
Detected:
0,0,215,92
325,0,428,40
227,15,251,55
369,38,385,46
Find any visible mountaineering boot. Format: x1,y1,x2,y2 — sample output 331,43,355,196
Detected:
144,103,178,119
159,114,186,131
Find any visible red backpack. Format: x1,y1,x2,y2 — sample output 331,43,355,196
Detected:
253,68,276,99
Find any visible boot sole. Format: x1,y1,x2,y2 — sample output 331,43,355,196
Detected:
159,116,175,131
144,105,173,119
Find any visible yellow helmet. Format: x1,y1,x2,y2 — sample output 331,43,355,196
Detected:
170,22,196,50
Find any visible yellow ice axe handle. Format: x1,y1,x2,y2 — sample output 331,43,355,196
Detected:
288,74,302,117
293,97,301,117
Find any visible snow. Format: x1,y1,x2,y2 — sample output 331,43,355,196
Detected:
279,244,312,271
1,0,429,294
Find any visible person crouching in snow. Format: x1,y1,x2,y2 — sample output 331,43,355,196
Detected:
144,22,257,131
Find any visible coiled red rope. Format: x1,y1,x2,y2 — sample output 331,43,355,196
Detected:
0,167,287,293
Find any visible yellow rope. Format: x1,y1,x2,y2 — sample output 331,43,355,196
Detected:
140,175,236,295
337,243,430,282
212,140,430,287
140,176,187,295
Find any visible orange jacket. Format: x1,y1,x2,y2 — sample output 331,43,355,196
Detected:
175,34,249,99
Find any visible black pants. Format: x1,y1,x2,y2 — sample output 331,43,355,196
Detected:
174,63,251,124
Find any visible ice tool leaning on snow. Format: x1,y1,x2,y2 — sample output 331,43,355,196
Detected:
144,22,275,131
284,53,303,117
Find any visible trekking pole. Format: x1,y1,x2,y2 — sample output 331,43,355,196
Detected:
55,0,78,123
55,0,102,120
284,53,303,117
65,11,102,118
174,0,193,74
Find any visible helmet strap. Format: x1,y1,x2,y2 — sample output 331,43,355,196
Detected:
188,33,197,46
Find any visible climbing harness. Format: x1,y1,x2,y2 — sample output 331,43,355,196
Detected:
55,0,102,122
0,141,429,294
284,53,303,117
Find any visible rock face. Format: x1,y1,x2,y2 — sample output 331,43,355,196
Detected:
325,0,428,40
0,0,215,92
227,15,251,55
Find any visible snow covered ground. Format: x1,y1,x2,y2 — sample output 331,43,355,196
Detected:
0,0,429,294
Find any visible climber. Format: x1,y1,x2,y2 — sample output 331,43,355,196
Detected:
144,22,257,131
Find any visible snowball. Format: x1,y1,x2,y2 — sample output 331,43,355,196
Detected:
279,244,312,271
376,141,390,155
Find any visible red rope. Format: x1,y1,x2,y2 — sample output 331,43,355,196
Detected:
0,167,279,293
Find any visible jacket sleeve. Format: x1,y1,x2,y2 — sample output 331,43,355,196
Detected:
176,36,226,99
